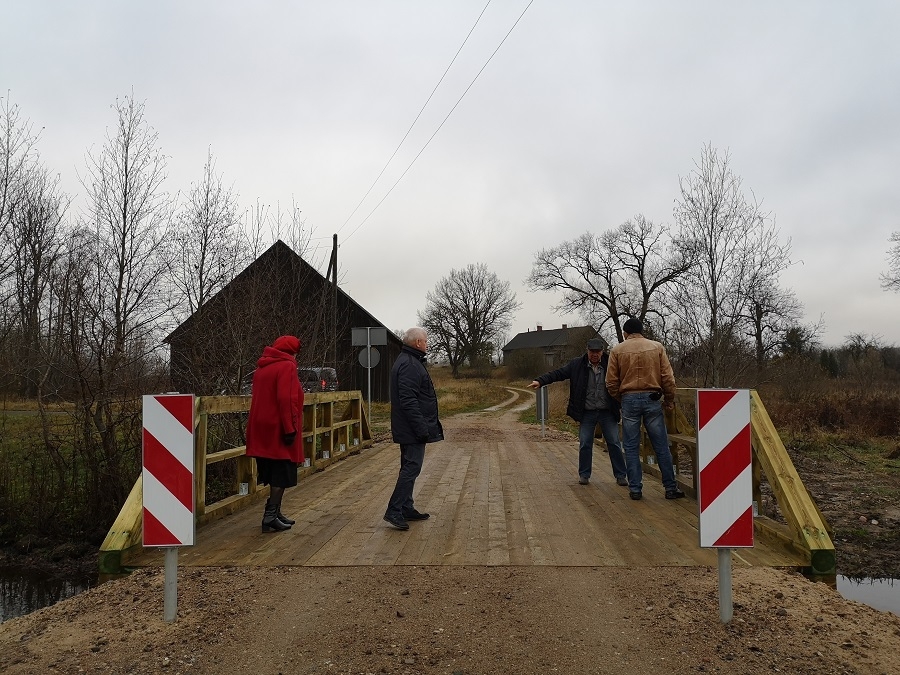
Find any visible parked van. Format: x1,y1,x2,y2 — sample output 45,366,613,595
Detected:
298,367,339,393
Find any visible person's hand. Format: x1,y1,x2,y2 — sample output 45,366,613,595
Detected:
527,380,540,389
282,431,297,446
663,401,675,411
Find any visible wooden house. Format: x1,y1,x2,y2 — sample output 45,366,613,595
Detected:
165,240,402,402
502,324,600,377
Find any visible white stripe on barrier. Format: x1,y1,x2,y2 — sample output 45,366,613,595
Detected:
143,469,195,545
143,396,194,470
697,391,750,470
699,464,753,547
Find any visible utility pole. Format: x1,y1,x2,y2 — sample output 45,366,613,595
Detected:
325,234,338,369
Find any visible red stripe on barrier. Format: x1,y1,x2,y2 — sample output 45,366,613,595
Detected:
697,389,738,430
143,429,193,511
143,507,180,546
156,395,193,432
699,423,751,510
712,506,754,547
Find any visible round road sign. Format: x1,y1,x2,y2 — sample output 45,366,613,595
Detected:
359,346,380,368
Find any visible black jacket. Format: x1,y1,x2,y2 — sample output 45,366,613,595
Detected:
390,345,444,445
536,352,620,423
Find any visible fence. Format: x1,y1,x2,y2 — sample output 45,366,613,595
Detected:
99,390,372,575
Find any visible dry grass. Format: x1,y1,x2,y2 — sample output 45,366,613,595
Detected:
365,366,515,440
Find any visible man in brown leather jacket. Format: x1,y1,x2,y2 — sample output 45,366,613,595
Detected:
606,318,685,501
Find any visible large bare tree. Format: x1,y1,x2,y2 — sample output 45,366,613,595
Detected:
528,216,691,341
419,263,520,377
673,144,793,386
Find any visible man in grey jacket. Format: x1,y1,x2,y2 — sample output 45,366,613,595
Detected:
528,337,627,486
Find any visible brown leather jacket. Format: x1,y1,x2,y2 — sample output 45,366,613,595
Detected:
605,334,676,404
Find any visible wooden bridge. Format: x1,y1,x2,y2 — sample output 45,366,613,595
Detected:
103,388,835,576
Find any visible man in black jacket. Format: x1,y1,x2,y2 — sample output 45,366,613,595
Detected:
528,337,627,486
383,327,444,530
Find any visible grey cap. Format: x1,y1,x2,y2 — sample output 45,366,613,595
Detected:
586,337,607,351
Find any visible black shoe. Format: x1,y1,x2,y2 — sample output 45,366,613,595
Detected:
665,489,686,500
616,476,629,486
262,503,291,532
277,511,295,526
383,514,410,530
402,509,430,521
629,491,642,500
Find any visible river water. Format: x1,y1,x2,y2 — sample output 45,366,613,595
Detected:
0,567,95,624
1,568,898,624
837,575,900,616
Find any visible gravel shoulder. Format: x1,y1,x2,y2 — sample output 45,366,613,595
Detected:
2,565,900,675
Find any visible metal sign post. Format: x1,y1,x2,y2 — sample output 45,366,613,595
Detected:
696,389,753,624
353,327,387,422
535,386,549,437
142,393,195,623
164,547,178,622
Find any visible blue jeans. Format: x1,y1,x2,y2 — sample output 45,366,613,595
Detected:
578,408,627,480
621,393,677,492
385,443,425,518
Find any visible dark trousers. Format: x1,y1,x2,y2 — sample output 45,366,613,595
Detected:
385,442,426,518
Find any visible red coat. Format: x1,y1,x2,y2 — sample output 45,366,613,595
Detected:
246,343,304,463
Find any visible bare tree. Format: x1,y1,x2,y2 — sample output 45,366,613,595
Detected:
528,216,691,341
882,231,900,292
528,231,624,335
0,93,42,346
73,93,174,517
166,148,247,320
8,163,68,397
673,144,793,386
419,263,520,377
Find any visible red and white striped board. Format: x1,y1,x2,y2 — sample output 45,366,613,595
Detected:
142,394,195,547
696,389,753,548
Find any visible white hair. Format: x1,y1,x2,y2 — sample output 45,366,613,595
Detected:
403,327,427,346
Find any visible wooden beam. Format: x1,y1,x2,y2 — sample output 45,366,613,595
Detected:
750,391,835,575
98,474,144,575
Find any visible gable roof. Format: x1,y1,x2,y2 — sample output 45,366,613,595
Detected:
502,325,597,352
165,240,399,345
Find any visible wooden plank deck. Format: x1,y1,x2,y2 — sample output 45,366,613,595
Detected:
128,399,806,570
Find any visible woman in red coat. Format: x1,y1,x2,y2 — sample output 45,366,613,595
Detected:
246,335,305,533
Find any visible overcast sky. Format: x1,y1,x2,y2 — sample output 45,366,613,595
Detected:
3,1,899,348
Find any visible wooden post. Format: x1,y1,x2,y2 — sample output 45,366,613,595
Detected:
194,411,208,517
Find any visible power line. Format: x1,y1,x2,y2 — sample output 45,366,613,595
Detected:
343,0,534,242
337,0,493,236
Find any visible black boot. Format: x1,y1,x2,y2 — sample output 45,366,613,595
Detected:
276,509,295,526
262,500,290,533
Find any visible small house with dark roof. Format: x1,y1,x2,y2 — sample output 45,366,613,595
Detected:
165,240,402,402
502,324,599,377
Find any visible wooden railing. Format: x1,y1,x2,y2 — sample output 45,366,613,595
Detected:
648,388,835,576
99,390,373,575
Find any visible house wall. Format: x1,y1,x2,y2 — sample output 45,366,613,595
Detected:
166,241,400,402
